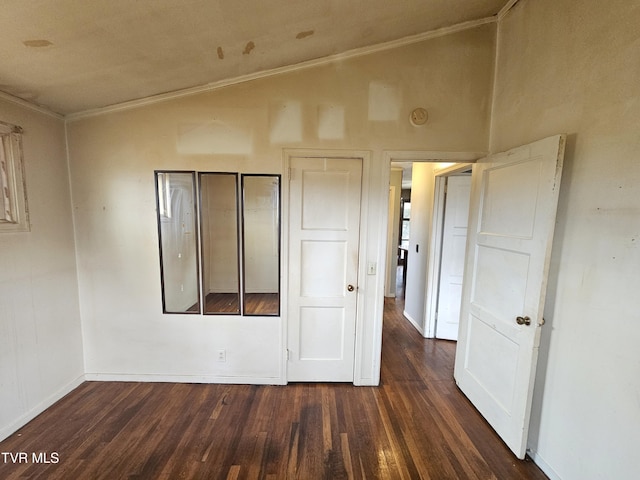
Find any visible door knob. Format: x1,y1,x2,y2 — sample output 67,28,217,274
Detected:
516,316,531,326
347,284,355,292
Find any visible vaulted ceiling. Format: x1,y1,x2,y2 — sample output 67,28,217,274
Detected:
0,0,510,116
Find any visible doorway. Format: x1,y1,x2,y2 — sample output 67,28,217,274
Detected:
432,172,471,340
383,136,565,458
424,164,473,340
383,152,479,338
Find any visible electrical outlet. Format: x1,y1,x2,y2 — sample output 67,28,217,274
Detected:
217,349,226,362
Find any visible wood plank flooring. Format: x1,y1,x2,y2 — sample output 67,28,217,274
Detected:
198,293,279,315
0,297,547,479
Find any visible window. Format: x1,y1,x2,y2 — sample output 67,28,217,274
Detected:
0,121,29,232
241,175,281,315
155,171,281,316
401,200,411,243
199,172,240,315
155,171,201,313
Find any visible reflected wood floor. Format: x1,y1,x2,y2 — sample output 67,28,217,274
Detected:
198,293,279,315
0,297,547,479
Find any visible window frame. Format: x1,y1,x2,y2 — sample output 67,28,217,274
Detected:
0,121,29,232
154,170,282,317
240,173,282,317
198,171,242,316
154,170,202,314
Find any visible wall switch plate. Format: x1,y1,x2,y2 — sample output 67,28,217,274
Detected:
367,262,377,275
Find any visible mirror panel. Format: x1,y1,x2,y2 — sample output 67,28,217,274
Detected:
242,175,281,316
155,171,200,313
199,173,240,314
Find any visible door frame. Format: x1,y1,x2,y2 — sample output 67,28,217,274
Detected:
382,151,485,336
424,163,473,338
282,149,372,385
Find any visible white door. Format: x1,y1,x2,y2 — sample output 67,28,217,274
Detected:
287,156,362,382
435,174,471,340
454,135,566,458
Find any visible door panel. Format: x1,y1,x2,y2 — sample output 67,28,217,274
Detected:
302,171,351,230
299,307,345,360
464,314,519,412
300,241,347,297
472,246,529,319
435,175,471,340
454,135,566,458
480,160,541,237
287,157,362,382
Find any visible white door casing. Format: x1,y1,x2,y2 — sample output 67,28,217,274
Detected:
385,185,398,297
454,135,566,458
435,174,471,340
287,156,363,382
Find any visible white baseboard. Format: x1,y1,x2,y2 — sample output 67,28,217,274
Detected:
84,373,286,385
528,449,561,480
403,310,425,335
0,374,85,442
354,378,380,386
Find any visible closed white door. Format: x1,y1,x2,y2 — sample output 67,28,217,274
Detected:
287,157,362,382
435,174,471,340
454,135,565,458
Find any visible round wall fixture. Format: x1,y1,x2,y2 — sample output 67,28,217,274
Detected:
410,107,428,126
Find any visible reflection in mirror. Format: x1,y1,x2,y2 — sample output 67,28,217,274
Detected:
155,171,200,313
199,173,240,314
242,175,281,315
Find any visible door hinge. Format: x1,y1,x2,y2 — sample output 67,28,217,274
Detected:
286,349,290,360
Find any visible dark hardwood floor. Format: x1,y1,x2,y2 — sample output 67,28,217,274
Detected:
204,293,240,314
242,293,279,315
0,296,547,479
194,293,279,315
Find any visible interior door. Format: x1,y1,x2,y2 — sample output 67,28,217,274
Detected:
435,174,471,340
287,156,362,382
454,135,566,458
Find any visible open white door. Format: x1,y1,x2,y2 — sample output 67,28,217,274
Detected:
435,174,471,340
287,156,362,382
454,135,566,458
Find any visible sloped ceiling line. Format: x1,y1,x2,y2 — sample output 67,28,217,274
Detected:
65,16,497,122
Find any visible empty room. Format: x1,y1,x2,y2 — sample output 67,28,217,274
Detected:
1,0,638,479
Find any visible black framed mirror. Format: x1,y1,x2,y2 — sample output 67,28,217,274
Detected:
199,172,241,314
154,171,200,314
241,174,281,316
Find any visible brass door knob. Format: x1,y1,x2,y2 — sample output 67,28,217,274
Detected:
516,316,531,326
347,284,355,292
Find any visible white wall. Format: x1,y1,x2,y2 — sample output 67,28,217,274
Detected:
0,98,84,441
66,25,495,385
491,1,640,478
403,163,435,332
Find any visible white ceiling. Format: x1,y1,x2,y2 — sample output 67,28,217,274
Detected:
0,0,509,116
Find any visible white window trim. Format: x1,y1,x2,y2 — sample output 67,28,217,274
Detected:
0,121,29,232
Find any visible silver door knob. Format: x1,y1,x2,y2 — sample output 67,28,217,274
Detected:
516,316,531,326
347,284,355,292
